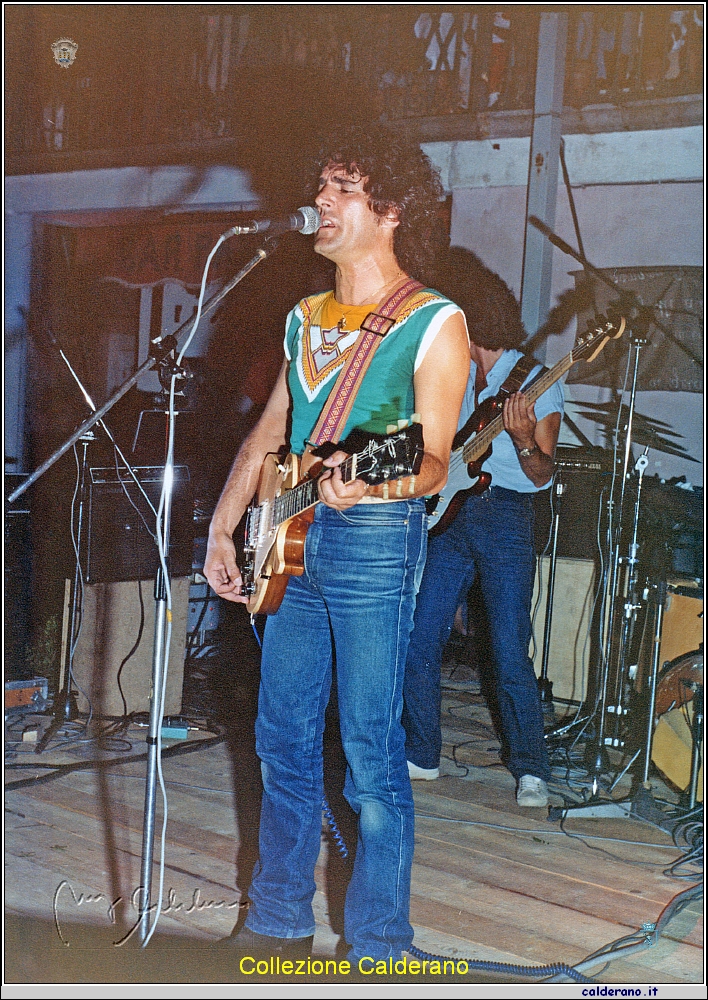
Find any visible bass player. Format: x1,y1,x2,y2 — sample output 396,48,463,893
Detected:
403,250,563,808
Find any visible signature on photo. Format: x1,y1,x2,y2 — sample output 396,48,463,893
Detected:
52,879,241,946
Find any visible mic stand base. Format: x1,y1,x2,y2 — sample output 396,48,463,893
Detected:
549,780,684,836
35,690,79,753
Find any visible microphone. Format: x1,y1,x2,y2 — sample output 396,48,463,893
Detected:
223,206,321,239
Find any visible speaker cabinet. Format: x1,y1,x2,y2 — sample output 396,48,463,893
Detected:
531,556,596,704
659,586,703,666
71,577,189,716
85,466,193,584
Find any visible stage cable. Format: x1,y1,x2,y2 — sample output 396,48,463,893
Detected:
322,800,697,982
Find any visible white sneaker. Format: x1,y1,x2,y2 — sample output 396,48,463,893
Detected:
516,775,549,807
407,760,439,781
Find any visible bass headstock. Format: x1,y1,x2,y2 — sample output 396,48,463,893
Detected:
574,313,627,364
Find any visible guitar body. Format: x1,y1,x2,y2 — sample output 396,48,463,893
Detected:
427,448,491,536
241,422,425,615
247,510,313,614
243,452,313,615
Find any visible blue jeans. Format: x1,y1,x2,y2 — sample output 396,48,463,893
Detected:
403,486,550,782
245,499,427,961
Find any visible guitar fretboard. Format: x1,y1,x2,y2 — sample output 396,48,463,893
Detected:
460,332,609,464
271,455,356,526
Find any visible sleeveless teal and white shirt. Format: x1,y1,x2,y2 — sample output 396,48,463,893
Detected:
284,289,464,455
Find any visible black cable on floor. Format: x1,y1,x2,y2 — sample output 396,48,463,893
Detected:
5,732,226,792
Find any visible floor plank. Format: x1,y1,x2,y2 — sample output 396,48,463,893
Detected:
5,694,702,985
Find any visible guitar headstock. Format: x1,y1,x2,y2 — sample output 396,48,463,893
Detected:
343,418,425,486
574,314,627,363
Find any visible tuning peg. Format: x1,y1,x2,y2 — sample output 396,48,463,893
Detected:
386,424,398,434
397,418,409,429
410,413,421,424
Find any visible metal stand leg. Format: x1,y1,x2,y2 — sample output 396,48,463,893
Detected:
35,432,94,753
538,480,565,723
685,684,703,812
138,568,170,941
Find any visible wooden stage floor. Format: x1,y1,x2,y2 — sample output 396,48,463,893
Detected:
5,660,703,986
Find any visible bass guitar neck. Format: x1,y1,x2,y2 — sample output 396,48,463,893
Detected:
428,315,625,535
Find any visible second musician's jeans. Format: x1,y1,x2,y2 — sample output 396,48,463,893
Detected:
403,485,550,782
245,499,427,961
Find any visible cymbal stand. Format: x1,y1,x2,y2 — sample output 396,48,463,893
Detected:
35,431,94,752
605,448,650,748
583,330,647,794
537,478,565,723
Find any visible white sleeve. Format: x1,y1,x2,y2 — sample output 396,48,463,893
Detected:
413,304,468,371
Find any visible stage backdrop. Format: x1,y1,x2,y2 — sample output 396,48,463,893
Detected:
566,266,703,394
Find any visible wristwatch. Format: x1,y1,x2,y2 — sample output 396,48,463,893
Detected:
517,444,538,459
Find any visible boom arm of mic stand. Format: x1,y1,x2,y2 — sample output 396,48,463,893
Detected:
8,241,279,504
527,217,701,368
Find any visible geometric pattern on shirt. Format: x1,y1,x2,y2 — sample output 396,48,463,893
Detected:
297,293,360,399
294,288,443,402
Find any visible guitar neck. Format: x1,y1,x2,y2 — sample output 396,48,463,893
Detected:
461,351,578,463
271,454,357,527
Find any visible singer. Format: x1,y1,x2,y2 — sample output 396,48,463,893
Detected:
204,125,469,963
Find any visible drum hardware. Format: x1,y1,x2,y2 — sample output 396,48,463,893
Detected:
684,682,703,811
655,649,703,718
640,579,668,787
532,214,701,824
583,436,650,793
603,452,650,750
550,349,697,816
537,479,565,724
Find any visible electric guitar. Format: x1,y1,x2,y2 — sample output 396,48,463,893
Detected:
241,419,425,614
428,315,626,535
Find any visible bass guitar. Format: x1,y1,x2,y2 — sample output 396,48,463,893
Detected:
428,315,625,535
241,419,425,614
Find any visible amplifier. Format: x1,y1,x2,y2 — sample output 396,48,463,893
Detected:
85,466,193,584
71,577,188,716
531,556,596,704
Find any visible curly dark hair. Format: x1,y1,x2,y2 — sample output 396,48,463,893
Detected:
432,246,527,351
311,125,444,279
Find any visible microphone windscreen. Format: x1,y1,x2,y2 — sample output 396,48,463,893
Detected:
297,206,321,235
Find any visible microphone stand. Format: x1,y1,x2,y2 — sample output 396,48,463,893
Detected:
8,243,280,504
35,430,93,752
132,238,281,945
530,220,681,818
35,342,161,752
7,235,283,945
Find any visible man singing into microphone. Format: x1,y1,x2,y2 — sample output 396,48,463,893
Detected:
204,126,469,963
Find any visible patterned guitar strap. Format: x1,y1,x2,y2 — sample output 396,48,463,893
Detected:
308,277,424,448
